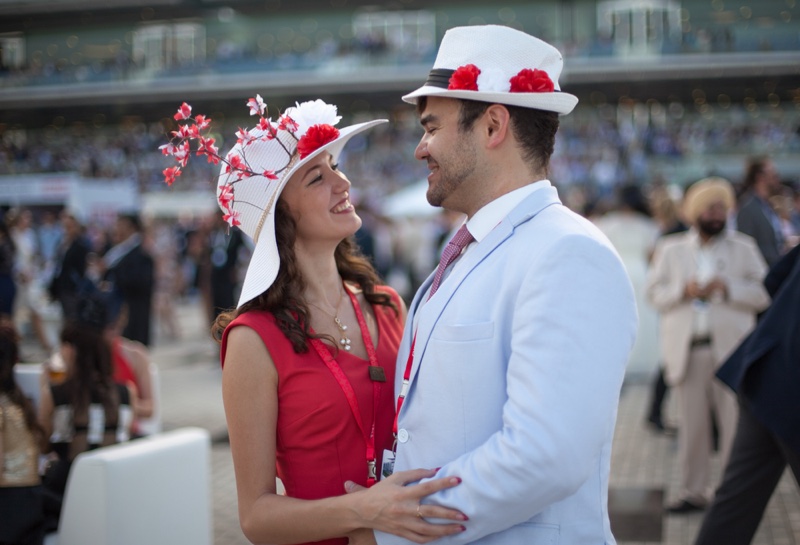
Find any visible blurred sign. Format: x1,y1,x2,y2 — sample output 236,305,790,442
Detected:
0,173,77,204
142,189,218,219
0,173,139,226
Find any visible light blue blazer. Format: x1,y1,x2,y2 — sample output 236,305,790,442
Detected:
376,186,637,545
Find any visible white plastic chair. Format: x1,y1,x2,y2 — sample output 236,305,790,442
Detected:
44,427,213,545
13,362,44,408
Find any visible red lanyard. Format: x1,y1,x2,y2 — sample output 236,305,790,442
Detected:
309,285,382,487
392,227,474,448
392,333,416,446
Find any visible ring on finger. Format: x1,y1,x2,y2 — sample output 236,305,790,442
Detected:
416,505,423,519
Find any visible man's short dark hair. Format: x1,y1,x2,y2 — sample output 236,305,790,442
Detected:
416,96,559,174
118,212,143,232
743,156,769,192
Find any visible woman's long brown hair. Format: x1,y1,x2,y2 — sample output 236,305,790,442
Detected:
59,322,119,420
212,199,396,353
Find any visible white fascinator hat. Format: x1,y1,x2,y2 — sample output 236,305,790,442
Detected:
215,98,386,307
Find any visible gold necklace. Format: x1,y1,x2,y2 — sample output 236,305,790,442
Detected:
309,283,352,351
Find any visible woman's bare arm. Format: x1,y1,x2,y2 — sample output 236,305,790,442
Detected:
223,325,465,545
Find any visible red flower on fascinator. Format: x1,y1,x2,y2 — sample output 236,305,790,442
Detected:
163,166,182,186
173,102,192,121
218,184,234,208
297,124,340,159
162,98,342,215
448,64,481,91
509,68,554,93
223,208,241,228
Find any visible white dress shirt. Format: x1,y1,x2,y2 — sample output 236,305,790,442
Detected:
451,180,551,274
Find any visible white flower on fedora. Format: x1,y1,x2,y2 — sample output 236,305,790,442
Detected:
475,66,512,94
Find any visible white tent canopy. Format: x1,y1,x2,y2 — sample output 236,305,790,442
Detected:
381,179,439,218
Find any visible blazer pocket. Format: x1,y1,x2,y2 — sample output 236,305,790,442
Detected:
432,321,495,342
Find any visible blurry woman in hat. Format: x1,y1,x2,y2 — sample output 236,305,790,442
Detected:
189,98,465,544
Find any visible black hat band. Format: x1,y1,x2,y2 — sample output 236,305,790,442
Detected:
424,68,455,89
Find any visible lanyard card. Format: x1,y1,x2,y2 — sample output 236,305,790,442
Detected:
381,449,396,480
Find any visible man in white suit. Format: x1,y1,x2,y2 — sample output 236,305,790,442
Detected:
366,25,638,545
647,178,770,514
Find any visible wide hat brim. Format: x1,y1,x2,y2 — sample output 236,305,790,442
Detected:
402,85,578,115
235,119,387,308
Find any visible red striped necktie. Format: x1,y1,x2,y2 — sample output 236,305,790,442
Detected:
428,224,474,299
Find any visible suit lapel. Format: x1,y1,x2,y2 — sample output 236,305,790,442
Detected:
403,186,563,394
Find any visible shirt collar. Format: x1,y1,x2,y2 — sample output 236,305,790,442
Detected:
688,226,729,249
465,180,551,242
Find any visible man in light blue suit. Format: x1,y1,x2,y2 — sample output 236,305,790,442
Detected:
373,25,638,544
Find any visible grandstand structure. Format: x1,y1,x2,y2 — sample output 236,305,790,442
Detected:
1,0,799,200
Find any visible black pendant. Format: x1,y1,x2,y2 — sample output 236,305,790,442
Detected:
368,366,386,382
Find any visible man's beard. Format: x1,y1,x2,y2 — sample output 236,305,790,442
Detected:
426,133,478,208
697,218,726,237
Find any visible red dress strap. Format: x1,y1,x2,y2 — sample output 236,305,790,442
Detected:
112,338,138,387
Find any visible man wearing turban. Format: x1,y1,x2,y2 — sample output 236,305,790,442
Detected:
646,177,770,513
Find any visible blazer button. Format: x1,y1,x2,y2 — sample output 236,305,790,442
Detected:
397,429,409,443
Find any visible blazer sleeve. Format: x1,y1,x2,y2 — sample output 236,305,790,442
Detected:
764,243,800,297
737,204,780,267
646,239,684,311
725,238,770,312
387,234,637,544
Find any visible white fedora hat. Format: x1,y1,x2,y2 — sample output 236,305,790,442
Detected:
216,99,386,308
403,25,578,115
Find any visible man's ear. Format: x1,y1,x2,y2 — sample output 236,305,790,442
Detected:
483,104,511,149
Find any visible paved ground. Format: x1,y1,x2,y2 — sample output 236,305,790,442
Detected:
144,298,799,545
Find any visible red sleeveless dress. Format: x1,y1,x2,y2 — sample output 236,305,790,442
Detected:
112,338,142,436
220,286,403,545
112,339,138,387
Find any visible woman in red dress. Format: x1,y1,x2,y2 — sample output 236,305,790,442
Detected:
198,99,466,545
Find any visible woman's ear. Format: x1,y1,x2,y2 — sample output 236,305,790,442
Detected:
483,104,511,149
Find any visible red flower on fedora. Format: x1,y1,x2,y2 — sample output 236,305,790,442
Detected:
448,64,481,91
297,124,340,159
509,68,554,93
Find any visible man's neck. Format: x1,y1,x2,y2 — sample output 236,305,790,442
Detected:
460,168,546,218
753,183,772,200
698,231,721,245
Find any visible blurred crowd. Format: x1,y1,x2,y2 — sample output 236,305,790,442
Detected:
0,144,798,543
0,207,258,361
0,152,796,362
1,104,798,200
1,21,796,89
